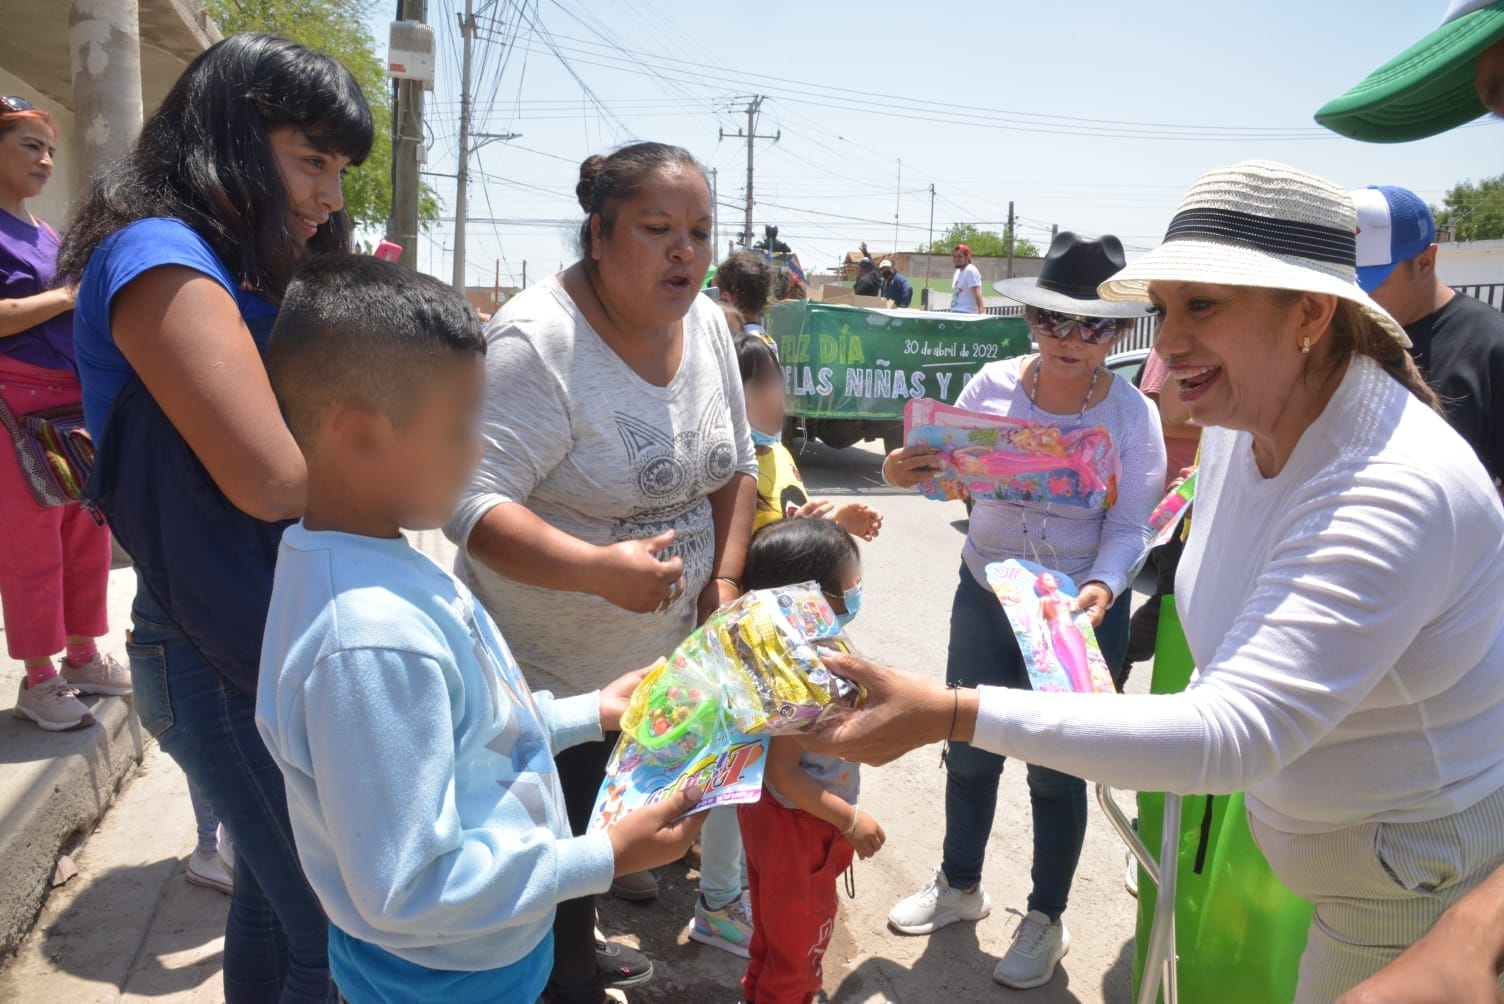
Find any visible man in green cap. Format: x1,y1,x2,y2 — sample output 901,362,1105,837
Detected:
1317,0,1504,141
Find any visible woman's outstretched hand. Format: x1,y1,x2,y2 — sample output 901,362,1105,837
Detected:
803,652,978,766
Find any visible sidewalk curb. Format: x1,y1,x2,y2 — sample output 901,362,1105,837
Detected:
0,690,143,958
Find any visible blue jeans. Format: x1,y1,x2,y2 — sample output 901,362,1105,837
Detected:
127,584,334,1003
940,564,1130,921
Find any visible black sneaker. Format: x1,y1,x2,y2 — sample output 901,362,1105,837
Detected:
597,940,654,988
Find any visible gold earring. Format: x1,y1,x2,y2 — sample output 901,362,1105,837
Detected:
1301,336,1311,355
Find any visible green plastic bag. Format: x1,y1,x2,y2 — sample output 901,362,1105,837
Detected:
1131,596,1314,1004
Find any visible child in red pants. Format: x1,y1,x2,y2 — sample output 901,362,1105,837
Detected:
737,518,886,1004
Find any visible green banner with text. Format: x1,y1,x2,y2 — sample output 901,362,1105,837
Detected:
766,301,1032,420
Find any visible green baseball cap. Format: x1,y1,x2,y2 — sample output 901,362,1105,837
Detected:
1316,0,1504,142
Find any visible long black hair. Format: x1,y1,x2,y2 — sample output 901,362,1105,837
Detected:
743,517,859,599
735,329,779,386
58,33,373,298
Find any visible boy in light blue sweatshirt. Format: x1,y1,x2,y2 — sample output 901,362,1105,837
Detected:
256,256,704,1004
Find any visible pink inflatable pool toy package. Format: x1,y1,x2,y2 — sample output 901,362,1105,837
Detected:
903,398,1120,510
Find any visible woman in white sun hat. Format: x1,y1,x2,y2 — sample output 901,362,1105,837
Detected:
807,160,1504,1002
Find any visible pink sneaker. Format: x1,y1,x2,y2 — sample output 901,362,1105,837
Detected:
61,652,132,696
13,676,95,732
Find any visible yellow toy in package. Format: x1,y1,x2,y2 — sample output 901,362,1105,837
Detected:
590,583,864,830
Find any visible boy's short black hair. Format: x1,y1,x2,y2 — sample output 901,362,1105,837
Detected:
743,517,859,598
267,255,486,444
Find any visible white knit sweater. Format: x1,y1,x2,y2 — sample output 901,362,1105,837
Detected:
972,355,1504,833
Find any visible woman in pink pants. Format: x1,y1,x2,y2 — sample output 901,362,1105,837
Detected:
0,96,128,731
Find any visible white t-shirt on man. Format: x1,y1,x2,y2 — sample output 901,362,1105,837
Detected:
951,263,983,313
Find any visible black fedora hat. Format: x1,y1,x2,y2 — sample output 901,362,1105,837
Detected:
994,232,1149,318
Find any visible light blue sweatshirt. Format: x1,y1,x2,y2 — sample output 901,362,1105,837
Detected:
256,524,616,976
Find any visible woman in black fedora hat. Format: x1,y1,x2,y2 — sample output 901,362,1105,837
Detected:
881,232,1165,990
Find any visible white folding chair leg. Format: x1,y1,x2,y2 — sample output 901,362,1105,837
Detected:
1096,784,1181,1004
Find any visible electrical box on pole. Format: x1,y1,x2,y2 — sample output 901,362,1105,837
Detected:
388,21,436,87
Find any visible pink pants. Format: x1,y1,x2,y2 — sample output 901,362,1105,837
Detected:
0,356,110,660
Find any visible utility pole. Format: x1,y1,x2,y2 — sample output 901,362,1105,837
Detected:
389,0,427,270
925,183,935,292
452,0,474,290
893,158,901,253
521,259,527,288
711,167,719,263
719,96,778,247
451,1,522,291
1050,223,1058,244
1006,200,1016,279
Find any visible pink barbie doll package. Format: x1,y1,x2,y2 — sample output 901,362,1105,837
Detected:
985,559,1116,695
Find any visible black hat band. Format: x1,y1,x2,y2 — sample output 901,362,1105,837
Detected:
1164,207,1356,267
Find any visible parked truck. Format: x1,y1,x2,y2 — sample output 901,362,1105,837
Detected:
766,299,1031,453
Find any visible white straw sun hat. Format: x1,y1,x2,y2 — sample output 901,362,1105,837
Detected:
1098,160,1411,349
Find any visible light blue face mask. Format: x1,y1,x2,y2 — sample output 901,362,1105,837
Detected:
750,427,781,448
835,581,863,627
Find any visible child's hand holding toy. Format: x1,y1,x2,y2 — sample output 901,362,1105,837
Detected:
607,785,707,875
599,665,652,733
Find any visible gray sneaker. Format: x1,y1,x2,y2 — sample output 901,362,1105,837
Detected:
13,676,95,732
61,652,132,696
888,868,992,935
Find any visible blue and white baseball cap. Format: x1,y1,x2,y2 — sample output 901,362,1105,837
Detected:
1350,185,1438,293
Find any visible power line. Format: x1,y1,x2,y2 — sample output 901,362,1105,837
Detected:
511,4,632,142
500,32,1339,141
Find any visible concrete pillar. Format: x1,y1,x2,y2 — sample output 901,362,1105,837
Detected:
68,0,144,187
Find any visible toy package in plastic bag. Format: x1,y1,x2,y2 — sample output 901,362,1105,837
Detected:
589,584,865,831
903,397,1121,510
1125,470,1198,587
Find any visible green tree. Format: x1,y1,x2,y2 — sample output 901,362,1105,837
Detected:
1431,174,1504,242
204,0,440,233
922,222,1039,259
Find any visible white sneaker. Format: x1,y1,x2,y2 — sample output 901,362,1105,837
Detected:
992,910,1070,989
217,823,235,876
1125,849,1139,898
186,848,233,894
888,868,992,935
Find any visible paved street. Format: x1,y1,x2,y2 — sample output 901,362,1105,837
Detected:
0,439,1146,1003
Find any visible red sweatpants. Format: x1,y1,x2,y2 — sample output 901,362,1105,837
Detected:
0,357,111,660
739,793,855,1004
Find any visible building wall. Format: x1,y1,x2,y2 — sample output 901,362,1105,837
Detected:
0,67,78,227
893,252,1046,287
1436,240,1504,287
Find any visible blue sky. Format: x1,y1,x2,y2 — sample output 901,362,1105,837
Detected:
365,1,1501,287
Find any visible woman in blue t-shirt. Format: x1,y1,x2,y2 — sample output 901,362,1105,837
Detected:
57,34,372,1003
